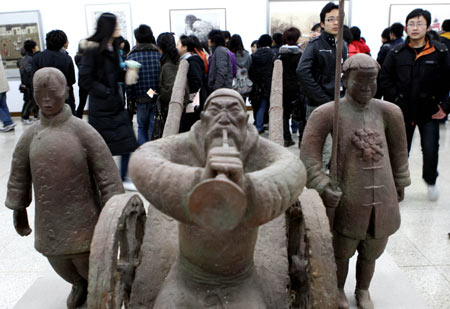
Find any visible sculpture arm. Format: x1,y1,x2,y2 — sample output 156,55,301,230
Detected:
129,138,202,224
299,105,333,195
82,124,125,206
5,130,34,211
243,140,306,228
383,103,411,189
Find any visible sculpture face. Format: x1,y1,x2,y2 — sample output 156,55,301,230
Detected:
34,74,66,118
201,96,248,150
344,69,378,107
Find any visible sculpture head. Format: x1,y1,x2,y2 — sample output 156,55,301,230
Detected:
342,54,380,107
200,89,249,151
33,67,68,118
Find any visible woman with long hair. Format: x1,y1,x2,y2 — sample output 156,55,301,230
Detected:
229,34,252,97
176,35,206,132
155,32,189,134
79,12,138,190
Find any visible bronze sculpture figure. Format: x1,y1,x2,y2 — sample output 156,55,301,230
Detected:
5,67,124,309
129,88,306,308
300,54,411,309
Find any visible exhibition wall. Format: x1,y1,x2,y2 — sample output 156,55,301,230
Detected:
1,0,448,113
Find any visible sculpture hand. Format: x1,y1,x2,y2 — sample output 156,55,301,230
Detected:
203,146,244,189
321,185,342,208
13,209,32,236
397,187,405,202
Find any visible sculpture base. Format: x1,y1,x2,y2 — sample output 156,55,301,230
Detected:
14,273,87,309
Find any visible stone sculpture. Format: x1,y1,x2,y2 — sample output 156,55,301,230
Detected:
300,54,411,309
5,67,124,309
129,88,306,308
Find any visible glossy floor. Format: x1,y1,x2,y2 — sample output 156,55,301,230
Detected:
0,117,449,308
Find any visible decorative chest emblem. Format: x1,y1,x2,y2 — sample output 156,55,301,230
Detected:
351,128,384,162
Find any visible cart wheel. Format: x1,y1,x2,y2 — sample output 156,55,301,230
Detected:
88,193,146,309
287,189,338,308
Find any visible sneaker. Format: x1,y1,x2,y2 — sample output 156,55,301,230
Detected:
123,180,137,191
0,123,16,132
284,139,295,147
427,185,439,201
22,119,34,125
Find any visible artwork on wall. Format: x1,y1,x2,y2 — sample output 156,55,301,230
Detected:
85,3,134,45
269,0,351,44
0,10,43,78
389,4,450,32
169,8,227,46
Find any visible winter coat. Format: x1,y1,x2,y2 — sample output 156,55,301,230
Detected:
32,49,75,88
186,54,205,94
249,47,276,99
5,105,125,256
78,39,138,156
376,42,391,66
235,50,252,71
440,32,450,51
348,39,371,57
296,31,348,107
158,54,189,108
279,45,303,107
379,36,450,124
0,55,9,93
208,46,233,93
21,52,34,86
126,43,161,99
300,99,410,239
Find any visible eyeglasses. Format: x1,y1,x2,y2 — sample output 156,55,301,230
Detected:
326,17,339,23
407,22,426,28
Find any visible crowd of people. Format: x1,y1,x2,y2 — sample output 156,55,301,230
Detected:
0,3,449,195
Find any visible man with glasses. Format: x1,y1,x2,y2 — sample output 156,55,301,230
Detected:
296,2,347,166
380,9,450,201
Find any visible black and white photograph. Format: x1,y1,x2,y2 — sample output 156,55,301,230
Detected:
169,8,226,45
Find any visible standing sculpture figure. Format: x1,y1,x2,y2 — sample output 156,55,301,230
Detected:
5,68,125,309
129,89,305,308
300,54,411,309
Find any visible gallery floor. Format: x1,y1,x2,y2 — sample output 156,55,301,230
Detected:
0,116,449,308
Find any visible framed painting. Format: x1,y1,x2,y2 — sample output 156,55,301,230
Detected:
85,3,134,45
269,0,351,44
389,3,450,31
0,10,43,79
169,8,227,45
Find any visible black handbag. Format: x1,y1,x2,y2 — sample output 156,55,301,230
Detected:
152,97,167,140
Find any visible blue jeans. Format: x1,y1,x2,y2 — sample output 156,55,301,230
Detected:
136,102,156,145
0,92,13,126
255,97,269,132
405,119,440,185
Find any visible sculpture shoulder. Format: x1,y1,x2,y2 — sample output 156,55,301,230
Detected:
372,99,404,120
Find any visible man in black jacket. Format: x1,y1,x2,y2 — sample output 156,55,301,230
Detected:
32,30,76,114
379,8,450,201
296,2,348,167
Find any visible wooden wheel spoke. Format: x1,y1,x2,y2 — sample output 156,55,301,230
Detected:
88,193,146,309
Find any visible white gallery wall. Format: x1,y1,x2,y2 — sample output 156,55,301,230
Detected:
1,0,448,113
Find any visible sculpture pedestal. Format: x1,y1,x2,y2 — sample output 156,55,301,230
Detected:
14,273,86,309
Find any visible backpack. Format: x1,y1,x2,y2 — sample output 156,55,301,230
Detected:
232,67,253,96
